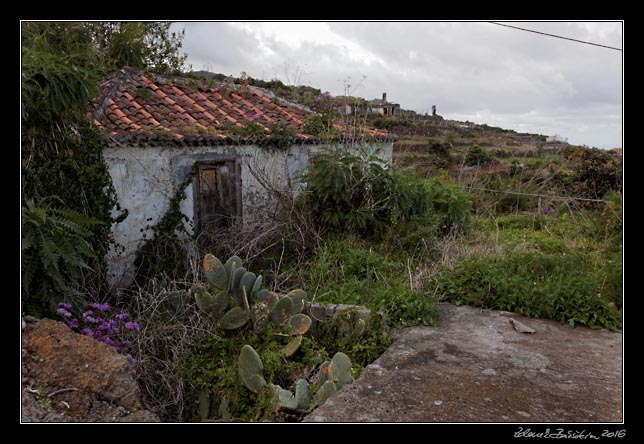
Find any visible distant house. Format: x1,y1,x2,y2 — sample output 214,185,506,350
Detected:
369,93,401,117
609,148,622,156
546,134,568,143
91,67,393,289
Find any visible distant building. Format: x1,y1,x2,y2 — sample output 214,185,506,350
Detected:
369,93,401,117
546,134,568,143
609,148,622,156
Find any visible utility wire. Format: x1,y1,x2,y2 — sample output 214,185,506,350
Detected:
489,22,622,51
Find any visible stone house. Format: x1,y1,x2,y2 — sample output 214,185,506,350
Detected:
91,67,393,289
368,93,401,117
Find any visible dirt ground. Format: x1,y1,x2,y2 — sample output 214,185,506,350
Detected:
304,303,622,423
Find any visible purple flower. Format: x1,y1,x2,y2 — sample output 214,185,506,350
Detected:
66,318,79,329
92,302,111,312
115,312,129,320
125,321,140,331
102,337,116,347
316,91,332,101
56,308,72,318
57,302,72,310
81,327,94,337
120,339,132,347
82,310,94,317
84,315,98,324
97,323,110,331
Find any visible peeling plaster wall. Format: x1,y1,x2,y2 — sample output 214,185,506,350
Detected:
103,142,392,290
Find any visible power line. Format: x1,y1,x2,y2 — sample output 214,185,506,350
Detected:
489,22,622,51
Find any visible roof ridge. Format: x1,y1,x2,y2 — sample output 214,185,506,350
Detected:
93,66,142,123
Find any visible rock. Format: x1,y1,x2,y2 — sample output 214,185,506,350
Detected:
118,410,160,422
509,318,536,334
22,318,156,422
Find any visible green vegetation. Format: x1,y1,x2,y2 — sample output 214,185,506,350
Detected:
434,251,621,330
296,238,438,328
141,254,363,421
21,21,187,316
302,145,432,238
21,198,103,315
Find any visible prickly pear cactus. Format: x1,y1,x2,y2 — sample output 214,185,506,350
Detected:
238,345,266,394
269,297,293,327
224,255,243,285
317,360,332,386
295,379,312,410
288,313,312,336
330,352,353,389
211,290,229,320
285,289,307,314
203,254,228,289
272,387,298,411
315,380,337,406
220,306,248,329
281,335,303,358
238,271,256,304
192,285,215,313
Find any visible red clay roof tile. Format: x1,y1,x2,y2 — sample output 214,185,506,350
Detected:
91,67,391,146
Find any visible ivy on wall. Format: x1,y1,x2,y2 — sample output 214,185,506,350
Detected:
132,169,195,284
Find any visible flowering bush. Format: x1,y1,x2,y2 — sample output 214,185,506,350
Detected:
56,301,139,373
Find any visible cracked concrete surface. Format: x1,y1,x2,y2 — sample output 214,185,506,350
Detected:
304,303,622,423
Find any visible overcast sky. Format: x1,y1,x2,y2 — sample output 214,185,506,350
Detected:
170,21,623,149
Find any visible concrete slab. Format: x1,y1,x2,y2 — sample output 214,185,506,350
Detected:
304,303,622,423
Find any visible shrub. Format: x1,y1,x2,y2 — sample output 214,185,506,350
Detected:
464,145,491,166
302,146,430,239
425,173,473,234
433,252,621,330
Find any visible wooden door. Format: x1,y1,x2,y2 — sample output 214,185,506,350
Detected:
195,161,240,232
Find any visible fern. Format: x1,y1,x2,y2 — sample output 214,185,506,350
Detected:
21,198,101,314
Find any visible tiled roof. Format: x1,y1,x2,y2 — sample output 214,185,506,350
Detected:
91,67,391,147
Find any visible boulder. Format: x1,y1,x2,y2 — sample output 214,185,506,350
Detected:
21,318,158,422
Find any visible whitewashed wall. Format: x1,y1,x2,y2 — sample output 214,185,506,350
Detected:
103,141,393,290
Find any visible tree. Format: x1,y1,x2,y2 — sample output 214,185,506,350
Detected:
21,21,187,314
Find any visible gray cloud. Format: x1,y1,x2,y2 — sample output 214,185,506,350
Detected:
171,21,622,148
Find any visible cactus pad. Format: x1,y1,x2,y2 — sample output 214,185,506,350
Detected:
220,306,248,329
238,345,266,394
295,379,312,410
192,286,215,313
239,271,256,307
315,380,337,407
331,352,353,389
285,289,307,314
224,255,243,286
281,335,303,358
211,290,229,320
288,314,312,336
251,275,263,299
269,297,293,327
317,361,332,386
203,254,228,289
